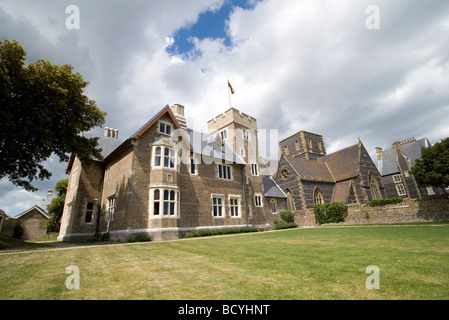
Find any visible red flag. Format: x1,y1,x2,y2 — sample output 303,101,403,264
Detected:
228,80,235,94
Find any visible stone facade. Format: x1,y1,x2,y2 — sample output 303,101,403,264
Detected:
58,105,284,242
275,131,385,211
15,206,50,240
293,196,449,227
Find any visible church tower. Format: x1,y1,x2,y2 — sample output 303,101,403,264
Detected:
279,131,326,160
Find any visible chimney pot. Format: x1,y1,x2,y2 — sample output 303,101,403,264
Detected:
104,127,110,137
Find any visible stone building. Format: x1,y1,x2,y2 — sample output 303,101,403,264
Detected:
274,131,385,210
15,206,50,240
375,137,447,199
58,105,285,242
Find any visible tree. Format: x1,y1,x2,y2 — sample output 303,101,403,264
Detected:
0,38,106,191
46,178,68,231
411,137,449,188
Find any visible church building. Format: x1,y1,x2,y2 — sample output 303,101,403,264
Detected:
274,131,385,211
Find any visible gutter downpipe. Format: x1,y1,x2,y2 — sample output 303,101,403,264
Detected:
241,166,248,226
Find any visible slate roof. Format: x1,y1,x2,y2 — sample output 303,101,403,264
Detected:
79,105,245,166
318,143,360,181
380,138,430,176
263,177,287,198
15,205,50,219
285,156,335,182
83,132,124,160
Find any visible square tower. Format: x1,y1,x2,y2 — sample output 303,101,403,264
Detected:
279,131,326,160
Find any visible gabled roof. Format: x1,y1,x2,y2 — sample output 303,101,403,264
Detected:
285,156,335,182
380,138,430,176
318,143,360,181
15,205,49,220
263,177,287,198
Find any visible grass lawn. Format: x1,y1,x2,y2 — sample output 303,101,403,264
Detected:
1,223,448,300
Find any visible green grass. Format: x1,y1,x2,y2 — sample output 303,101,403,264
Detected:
1,223,448,300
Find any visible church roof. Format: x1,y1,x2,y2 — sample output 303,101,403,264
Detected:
318,143,360,181
285,157,335,182
263,177,287,198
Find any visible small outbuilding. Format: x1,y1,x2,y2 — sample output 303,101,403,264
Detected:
15,206,50,240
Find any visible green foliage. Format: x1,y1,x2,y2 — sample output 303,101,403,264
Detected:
128,234,152,243
313,202,347,224
12,223,23,239
411,137,449,188
0,38,106,191
46,178,69,231
280,210,295,223
274,222,298,230
367,198,403,207
184,227,258,238
89,232,109,242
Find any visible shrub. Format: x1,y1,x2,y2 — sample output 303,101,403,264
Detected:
184,227,258,238
274,222,298,230
280,210,295,223
367,198,403,207
313,202,347,224
128,234,152,242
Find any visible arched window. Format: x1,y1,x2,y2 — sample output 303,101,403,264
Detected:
313,187,324,205
369,173,381,200
286,188,295,212
270,198,277,213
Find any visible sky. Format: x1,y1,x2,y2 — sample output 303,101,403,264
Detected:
1,0,449,216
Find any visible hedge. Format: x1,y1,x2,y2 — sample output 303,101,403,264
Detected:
367,197,404,207
313,202,348,224
184,227,258,238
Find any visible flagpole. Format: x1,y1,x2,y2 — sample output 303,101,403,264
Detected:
227,78,232,109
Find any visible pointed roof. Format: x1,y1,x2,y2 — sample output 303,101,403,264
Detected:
15,205,50,220
284,156,335,182
317,143,360,181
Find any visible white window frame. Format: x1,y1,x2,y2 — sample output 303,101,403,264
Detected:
254,194,263,207
158,121,172,135
396,184,407,196
220,129,228,140
211,194,225,218
107,197,116,221
243,130,250,140
152,146,177,169
149,187,179,218
84,200,96,224
218,164,232,180
189,156,198,175
228,195,241,218
251,163,259,176
393,174,402,183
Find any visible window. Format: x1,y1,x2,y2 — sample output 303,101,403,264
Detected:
251,163,259,176
218,164,232,180
313,188,324,205
220,129,228,140
85,202,94,223
212,195,224,217
190,157,197,175
308,139,312,148
270,199,277,213
154,147,161,166
281,169,289,180
393,174,402,183
404,170,410,178
159,122,172,135
229,197,240,217
255,195,262,207
107,197,116,221
295,141,300,150
243,130,250,139
150,188,179,217
153,189,160,215
284,146,289,155
396,184,407,196
318,140,322,151
105,167,110,181
153,146,175,168
369,173,381,200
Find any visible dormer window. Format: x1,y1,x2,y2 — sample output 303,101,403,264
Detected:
159,122,172,135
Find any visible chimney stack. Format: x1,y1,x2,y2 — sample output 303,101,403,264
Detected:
171,104,188,130
104,127,119,139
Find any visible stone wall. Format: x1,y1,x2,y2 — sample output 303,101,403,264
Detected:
294,196,449,227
